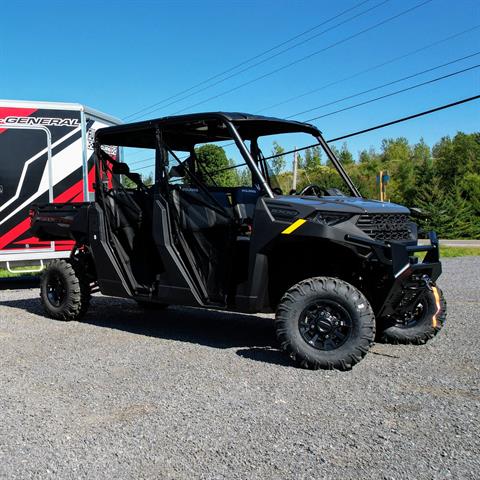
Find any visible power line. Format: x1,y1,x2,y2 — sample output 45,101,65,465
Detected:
285,51,480,119
130,94,480,173
256,24,480,115
327,94,480,142
129,156,155,167
125,0,391,121
266,94,480,160
135,0,434,120
304,63,480,122
129,32,480,170
122,0,372,120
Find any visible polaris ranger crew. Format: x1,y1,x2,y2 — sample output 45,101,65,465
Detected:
30,112,446,370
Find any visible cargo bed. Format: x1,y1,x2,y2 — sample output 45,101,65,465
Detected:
30,203,88,241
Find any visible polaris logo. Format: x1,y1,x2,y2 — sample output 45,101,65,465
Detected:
0,116,80,127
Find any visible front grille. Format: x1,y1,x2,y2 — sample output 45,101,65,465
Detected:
356,213,412,241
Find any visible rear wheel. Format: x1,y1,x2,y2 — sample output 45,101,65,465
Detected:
275,277,375,370
40,259,90,321
379,287,446,345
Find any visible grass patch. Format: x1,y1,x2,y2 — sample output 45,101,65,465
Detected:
415,246,480,261
438,246,480,257
0,268,41,278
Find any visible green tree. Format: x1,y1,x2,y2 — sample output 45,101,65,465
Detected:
415,180,480,239
195,144,239,186
338,142,354,165
270,141,286,175
433,132,480,188
238,167,252,186
461,172,480,215
143,172,154,186
304,146,321,171
366,137,416,205
412,139,434,189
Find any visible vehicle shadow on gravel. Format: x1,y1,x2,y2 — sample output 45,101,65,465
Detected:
2,296,294,368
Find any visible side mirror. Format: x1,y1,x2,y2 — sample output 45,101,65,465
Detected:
111,162,130,175
169,164,186,179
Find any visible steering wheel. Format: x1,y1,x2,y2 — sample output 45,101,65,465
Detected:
298,184,328,197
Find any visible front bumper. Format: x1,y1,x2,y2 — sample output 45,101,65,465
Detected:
345,231,441,319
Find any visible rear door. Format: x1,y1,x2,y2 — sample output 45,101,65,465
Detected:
0,125,53,255
0,106,84,260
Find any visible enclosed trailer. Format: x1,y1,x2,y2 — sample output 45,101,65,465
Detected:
0,100,120,270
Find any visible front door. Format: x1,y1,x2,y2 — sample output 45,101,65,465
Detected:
169,185,235,304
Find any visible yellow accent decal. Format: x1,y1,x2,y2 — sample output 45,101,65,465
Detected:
431,286,441,329
281,218,307,234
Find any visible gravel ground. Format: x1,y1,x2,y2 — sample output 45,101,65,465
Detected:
0,257,479,480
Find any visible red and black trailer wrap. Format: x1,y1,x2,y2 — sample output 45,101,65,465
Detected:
0,100,120,266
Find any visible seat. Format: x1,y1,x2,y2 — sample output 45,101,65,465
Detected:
231,187,261,223
105,189,143,253
172,186,232,231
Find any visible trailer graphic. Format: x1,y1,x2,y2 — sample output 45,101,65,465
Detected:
0,100,120,267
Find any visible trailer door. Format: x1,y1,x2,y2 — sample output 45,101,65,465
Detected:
0,126,53,255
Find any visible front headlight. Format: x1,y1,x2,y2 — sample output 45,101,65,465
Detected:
308,211,352,226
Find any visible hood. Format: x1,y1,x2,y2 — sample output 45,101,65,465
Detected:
275,195,410,215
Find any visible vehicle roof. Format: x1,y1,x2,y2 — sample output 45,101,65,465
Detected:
0,99,121,125
96,112,320,150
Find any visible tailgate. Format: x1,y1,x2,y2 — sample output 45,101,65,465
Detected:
30,203,88,241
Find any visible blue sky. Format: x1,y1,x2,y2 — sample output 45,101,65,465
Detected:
1,0,479,171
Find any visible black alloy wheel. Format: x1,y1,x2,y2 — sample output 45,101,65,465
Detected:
46,272,68,308
379,287,446,345
275,276,375,370
40,259,91,321
298,300,352,351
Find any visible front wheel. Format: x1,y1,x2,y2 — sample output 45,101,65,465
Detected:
379,287,446,345
40,259,91,321
275,277,375,370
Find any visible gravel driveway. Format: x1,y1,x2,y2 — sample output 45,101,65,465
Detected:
0,257,479,479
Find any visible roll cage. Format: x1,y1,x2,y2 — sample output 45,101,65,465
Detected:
94,112,361,200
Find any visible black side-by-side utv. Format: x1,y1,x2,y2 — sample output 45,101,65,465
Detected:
30,112,446,370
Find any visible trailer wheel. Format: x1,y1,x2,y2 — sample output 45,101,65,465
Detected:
40,259,91,321
379,287,446,345
275,277,375,370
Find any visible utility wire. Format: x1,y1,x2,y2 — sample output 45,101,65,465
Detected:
130,31,480,169
131,50,480,167
122,0,372,120
286,51,480,118
269,95,480,159
327,94,480,142
125,0,391,121
129,0,432,121
167,0,434,117
130,94,480,173
257,24,480,114
304,63,480,122
129,156,155,167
